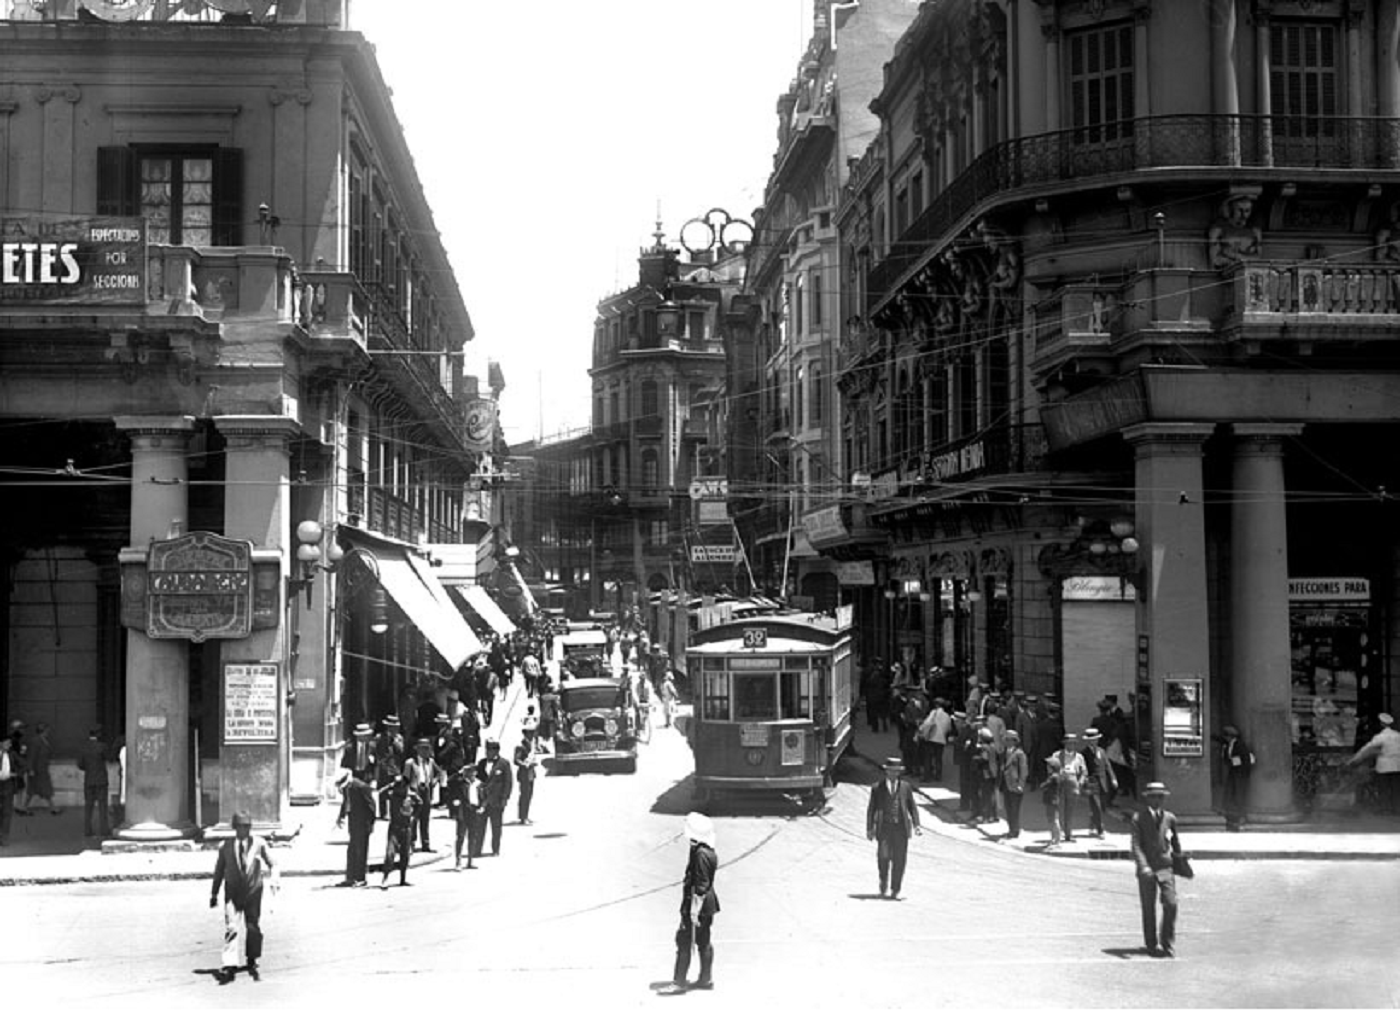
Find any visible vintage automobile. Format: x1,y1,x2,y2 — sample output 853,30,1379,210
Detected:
550,676,638,774
552,626,611,679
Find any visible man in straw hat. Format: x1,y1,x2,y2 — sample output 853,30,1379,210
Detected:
1129,782,1185,958
335,766,376,887
866,755,921,900
659,812,721,995
1051,732,1087,842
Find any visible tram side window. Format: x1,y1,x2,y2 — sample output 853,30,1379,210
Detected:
702,669,730,720
780,670,811,718
734,673,778,721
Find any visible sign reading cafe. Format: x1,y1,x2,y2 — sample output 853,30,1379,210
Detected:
0,215,146,305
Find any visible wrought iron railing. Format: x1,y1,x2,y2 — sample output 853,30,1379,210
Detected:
362,281,465,441
868,114,1400,313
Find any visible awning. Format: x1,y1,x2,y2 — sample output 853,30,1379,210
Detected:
454,585,516,638
362,545,483,669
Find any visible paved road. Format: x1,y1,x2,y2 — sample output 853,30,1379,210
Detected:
5,720,1398,1009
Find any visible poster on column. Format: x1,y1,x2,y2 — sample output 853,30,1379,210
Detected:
223,662,279,744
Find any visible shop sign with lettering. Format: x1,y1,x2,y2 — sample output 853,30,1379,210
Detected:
802,505,848,544
1287,578,1370,601
147,532,256,641
1,215,146,305
926,440,986,481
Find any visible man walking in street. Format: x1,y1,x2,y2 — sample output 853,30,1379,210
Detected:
1080,727,1117,837
865,755,921,900
447,760,484,870
378,774,417,890
78,726,110,839
659,673,679,729
477,738,513,856
514,728,540,825
209,811,276,984
659,811,720,995
1052,732,1087,842
405,738,440,852
1130,782,1185,958
335,769,375,887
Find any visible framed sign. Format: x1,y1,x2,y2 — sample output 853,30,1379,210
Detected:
780,729,804,766
224,662,279,744
739,723,770,747
1162,677,1204,757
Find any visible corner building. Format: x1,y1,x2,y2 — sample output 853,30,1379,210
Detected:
834,0,1399,819
0,0,484,836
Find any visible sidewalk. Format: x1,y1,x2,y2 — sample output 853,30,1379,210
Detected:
843,721,1400,862
0,674,538,888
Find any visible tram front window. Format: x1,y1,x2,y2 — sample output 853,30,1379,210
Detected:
734,673,778,721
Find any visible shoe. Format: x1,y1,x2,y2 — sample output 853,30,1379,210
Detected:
1161,946,1175,959
400,880,413,887
352,881,368,888
690,981,714,991
379,882,389,891
657,983,688,996
335,880,354,887
246,963,260,982
217,968,235,985
890,891,901,901
1145,945,1161,957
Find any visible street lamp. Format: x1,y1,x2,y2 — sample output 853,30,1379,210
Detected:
287,519,344,607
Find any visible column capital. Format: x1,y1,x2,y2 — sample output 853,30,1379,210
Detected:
1122,421,1217,448
1231,422,1304,442
214,415,302,448
114,415,196,437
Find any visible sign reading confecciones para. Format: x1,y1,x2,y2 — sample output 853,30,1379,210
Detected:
0,215,146,305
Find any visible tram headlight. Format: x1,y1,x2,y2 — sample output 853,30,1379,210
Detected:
604,718,619,736
570,720,586,738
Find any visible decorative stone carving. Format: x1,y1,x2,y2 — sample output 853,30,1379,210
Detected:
1208,191,1263,269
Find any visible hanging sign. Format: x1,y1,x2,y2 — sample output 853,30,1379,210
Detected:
147,532,255,641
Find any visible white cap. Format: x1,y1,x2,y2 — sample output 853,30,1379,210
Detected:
684,811,716,848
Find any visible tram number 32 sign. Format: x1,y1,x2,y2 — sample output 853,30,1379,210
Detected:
742,628,768,649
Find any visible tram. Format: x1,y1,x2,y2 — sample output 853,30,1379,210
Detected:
684,607,854,809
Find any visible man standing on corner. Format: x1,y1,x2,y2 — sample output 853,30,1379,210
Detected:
1219,723,1254,831
78,726,110,839
335,768,376,887
659,811,720,995
209,811,276,984
513,729,540,826
476,738,513,856
1130,781,1184,958
865,755,921,899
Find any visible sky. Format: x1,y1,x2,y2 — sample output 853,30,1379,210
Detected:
349,0,816,448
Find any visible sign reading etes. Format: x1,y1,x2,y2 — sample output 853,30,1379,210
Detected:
1,215,146,304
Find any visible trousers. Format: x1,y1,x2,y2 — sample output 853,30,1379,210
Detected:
221,893,264,969
517,779,534,823
346,825,371,883
875,827,910,894
672,915,714,986
84,783,110,838
1004,790,1024,838
1137,871,1178,952
485,804,505,854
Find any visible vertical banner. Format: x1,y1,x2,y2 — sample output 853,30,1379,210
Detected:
464,399,497,452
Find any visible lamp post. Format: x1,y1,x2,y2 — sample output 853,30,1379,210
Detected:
883,587,897,672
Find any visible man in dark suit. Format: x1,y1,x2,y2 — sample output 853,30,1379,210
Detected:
77,726,110,839
660,811,721,995
476,738,513,856
340,722,374,778
335,769,376,887
1220,724,1253,831
1130,781,1184,958
866,755,922,899
209,811,276,984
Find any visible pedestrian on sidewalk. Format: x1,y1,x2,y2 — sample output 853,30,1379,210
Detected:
953,711,975,811
1080,727,1117,837
1346,712,1400,816
447,760,484,869
514,729,539,825
78,726,111,838
24,722,58,816
477,738,513,856
1129,782,1184,958
405,738,440,852
0,738,15,846
335,769,375,887
1219,724,1254,830
917,698,953,782
521,649,542,698
659,673,679,729
209,811,276,984
341,721,374,779
659,811,720,995
1052,733,1087,842
865,755,921,899
973,726,1000,823
7,721,28,816
1001,729,1029,839
373,716,405,819
378,775,417,889
1041,755,1063,846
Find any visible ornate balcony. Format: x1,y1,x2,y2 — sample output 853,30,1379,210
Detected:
867,114,1400,316
362,282,465,449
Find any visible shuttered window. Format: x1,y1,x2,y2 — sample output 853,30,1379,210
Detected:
1068,22,1134,143
97,146,242,245
1270,22,1338,136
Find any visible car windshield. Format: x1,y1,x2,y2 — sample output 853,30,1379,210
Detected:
561,686,624,711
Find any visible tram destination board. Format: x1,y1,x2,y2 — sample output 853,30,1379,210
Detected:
742,628,768,649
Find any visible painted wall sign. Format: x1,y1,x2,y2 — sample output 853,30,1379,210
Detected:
1287,578,1370,601
0,215,146,304
147,532,256,641
926,439,986,481
223,662,279,744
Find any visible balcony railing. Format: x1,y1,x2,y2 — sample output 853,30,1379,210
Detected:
1230,261,1400,320
362,282,465,443
868,114,1400,313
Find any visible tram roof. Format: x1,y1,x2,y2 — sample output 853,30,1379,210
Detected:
688,610,851,651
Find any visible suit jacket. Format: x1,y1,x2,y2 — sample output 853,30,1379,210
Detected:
78,738,109,787
681,841,720,921
477,756,513,808
1130,805,1182,875
866,776,920,838
211,835,274,910
339,777,376,833
341,738,374,776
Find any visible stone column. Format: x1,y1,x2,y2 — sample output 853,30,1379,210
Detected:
1229,423,1302,822
215,415,299,829
1124,423,1216,816
1381,2,1400,120
114,415,196,841
1211,0,1240,165
1256,8,1274,168
1042,24,1061,132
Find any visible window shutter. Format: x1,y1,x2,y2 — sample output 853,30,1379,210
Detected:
212,146,244,246
96,146,138,217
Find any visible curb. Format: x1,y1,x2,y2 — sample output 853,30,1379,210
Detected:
0,849,451,888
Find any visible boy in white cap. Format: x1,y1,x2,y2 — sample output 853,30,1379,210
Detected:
660,812,720,995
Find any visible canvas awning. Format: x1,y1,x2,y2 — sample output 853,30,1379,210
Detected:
454,584,516,638
357,543,483,669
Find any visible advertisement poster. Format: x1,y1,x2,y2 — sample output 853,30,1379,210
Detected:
224,662,279,744
1162,677,1204,757
1,215,146,305
780,729,804,766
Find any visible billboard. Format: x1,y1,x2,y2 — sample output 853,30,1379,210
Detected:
1,215,147,305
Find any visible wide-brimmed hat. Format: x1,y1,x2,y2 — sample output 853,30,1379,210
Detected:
1061,732,1079,742
685,811,716,848
383,714,401,727
1142,781,1171,796
882,755,905,770
334,768,352,788
1083,728,1102,740
352,722,373,736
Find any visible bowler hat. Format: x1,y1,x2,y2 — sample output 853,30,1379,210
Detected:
231,811,253,828
485,738,501,750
